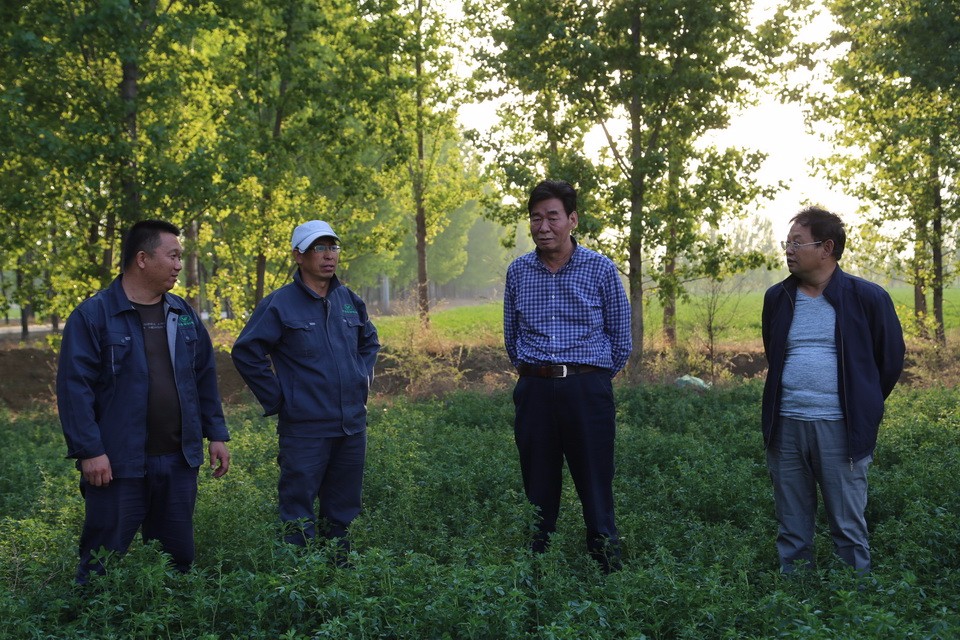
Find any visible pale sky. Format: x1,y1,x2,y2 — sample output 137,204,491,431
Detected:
715,100,860,233
715,0,860,233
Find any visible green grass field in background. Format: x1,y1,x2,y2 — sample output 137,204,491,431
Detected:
373,287,960,350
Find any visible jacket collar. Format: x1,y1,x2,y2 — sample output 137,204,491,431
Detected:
782,264,847,297
293,269,342,299
106,274,185,316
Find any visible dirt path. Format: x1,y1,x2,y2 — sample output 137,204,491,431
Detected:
0,344,768,412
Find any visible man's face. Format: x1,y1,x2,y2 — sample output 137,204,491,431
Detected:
784,222,824,276
529,197,577,253
142,232,183,293
295,237,340,282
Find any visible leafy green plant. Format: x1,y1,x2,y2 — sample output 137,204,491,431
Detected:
3,384,960,638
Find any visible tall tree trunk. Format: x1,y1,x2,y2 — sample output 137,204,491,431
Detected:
379,274,391,314
930,132,945,345
102,211,117,283
120,59,140,223
16,264,29,339
413,6,430,327
0,270,7,323
662,149,681,349
415,199,430,326
185,220,201,312
627,213,644,379
912,215,928,339
109,55,139,286
625,15,645,378
932,210,944,345
626,134,645,376
251,1,294,307
663,257,676,349
255,251,267,306
913,272,927,337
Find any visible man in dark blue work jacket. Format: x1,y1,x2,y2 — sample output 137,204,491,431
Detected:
232,220,379,560
57,220,231,584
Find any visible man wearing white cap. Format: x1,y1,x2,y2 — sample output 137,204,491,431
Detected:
232,220,380,559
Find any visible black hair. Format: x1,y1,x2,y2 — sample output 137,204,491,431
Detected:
121,220,181,270
790,206,846,260
527,179,577,216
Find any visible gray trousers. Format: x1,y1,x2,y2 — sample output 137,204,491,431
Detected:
766,417,872,574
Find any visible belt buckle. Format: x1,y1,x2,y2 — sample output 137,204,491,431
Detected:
556,364,568,378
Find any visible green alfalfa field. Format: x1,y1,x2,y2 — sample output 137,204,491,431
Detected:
2,290,960,639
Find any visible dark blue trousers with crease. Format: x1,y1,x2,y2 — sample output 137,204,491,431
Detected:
513,370,620,564
277,432,366,546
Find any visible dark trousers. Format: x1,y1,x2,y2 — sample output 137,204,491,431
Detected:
277,432,366,546
77,453,199,583
513,371,620,568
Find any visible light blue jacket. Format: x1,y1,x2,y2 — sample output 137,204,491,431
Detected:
57,276,229,477
231,271,380,437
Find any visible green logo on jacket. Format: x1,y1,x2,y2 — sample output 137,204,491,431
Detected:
178,315,195,327
342,303,358,315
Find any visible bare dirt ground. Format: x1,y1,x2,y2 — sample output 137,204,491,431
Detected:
0,329,768,412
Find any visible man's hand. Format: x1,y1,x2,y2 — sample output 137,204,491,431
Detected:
208,441,230,478
81,454,112,487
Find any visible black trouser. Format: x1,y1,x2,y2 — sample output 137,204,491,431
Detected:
77,453,198,584
513,370,620,568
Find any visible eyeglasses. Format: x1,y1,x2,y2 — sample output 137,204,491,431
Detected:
309,245,341,254
780,240,822,251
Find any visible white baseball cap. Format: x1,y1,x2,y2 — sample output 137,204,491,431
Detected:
291,220,340,251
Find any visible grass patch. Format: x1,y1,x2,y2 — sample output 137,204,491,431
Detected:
374,303,505,348
371,287,960,352
2,384,960,637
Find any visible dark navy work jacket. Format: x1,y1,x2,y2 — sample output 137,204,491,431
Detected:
231,271,379,437
57,275,230,477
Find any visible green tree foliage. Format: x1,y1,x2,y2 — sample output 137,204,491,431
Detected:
0,0,484,328
364,0,483,325
206,0,406,325
806,0,960,343
464,0,797,372
445,214,530,297
0,0,227,319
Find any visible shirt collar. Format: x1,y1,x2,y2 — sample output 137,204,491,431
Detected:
533,236,580,271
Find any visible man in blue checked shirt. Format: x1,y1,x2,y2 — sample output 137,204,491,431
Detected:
504,179,632,574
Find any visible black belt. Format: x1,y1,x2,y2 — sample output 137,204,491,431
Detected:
517,363,606,378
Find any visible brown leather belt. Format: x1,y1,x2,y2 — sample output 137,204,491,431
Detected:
517,363,606,378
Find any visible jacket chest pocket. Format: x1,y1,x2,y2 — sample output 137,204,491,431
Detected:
102,332,132,376
341,314,363,340
282,320,319,357
181,326,199,363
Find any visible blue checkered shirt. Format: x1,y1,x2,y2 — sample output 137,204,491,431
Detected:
504,241,632,374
